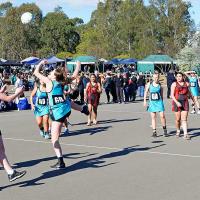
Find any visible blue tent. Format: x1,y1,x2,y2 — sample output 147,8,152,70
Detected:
21,57,40,64
105,58,123,65
31,56,64,65
119,58,137,64
46,56,64,64
105,58,137,65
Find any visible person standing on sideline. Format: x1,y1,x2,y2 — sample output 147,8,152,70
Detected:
114,72,124,103
85,74,102,125
166,69,176,99
184,71,200,114
103,72,112,103
0,85,26,182
171,72,195,140
144,73,168,137
137,74,145,98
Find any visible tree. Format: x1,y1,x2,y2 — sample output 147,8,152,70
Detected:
0,3,42,59
40,12,80,56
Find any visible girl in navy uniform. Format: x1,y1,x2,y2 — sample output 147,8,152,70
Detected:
30,78,51,139
34,60,80,169
144,73,168,137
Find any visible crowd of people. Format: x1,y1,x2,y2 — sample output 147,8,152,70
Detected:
1,61,200,183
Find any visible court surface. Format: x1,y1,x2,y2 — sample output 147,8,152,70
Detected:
1,95,200,200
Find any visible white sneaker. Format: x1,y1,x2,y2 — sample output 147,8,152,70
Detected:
191,110,196,114
197,110,200,114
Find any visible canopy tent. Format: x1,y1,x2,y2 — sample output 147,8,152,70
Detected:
104,58,123,65
21,57,40,64
46,56,64,64
67,56,97,65
0,60,22,67
119,58,137,65
137,55,175,73
67,56,98,73
31,56,65,66
105,58,137,65
99,58,108,62
0,58,7,62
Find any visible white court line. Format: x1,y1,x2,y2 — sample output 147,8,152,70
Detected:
4,137,200,159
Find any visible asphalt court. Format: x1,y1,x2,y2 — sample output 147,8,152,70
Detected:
1,97,200,200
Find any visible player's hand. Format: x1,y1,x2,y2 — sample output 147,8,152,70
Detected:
176,102,182,107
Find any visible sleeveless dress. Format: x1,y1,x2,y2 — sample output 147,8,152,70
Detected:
172,82,189,112
87,82,99,107
189,77,199,97
34,87,49,117
48,81,71,121
148,83,165,112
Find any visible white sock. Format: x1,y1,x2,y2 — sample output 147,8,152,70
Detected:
7,169,14,175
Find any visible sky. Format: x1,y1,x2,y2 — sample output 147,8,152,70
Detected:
0,0,199,27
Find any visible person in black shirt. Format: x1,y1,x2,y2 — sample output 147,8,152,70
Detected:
167,70,176,99
137,74,145,97
114,72,124,103
103,73,112,103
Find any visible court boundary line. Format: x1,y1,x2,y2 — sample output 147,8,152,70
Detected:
4,137,200,159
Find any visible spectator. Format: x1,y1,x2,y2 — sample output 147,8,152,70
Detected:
167,69,176,99
137,74,145,97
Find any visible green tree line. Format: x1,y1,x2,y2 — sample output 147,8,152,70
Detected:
0,0,195,60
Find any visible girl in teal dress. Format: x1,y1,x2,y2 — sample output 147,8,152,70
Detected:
30,79,51,139
144,73,168,137
34,60,81,169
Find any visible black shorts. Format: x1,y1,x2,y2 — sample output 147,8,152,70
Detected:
52,111,71,123
0,130,1,136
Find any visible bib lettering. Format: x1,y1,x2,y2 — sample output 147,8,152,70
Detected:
52,95,65,105
190,82,196,87
37,98,47,105
151,92,160,101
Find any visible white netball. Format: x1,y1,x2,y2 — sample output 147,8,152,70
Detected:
21,12,33,24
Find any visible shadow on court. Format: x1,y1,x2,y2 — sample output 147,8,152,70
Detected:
0,143,165,191
72,118,140,126
168,127,200,138
61,125,112,137
13,152,97,168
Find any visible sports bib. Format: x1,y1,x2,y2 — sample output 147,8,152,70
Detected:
151,92,160,101
190,82,196,87
52,95,65,105
37,98,47,105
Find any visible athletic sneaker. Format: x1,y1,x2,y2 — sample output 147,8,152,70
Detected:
191,110,196,114
40,130,45,138
81,105,89,116
163,129,168,137
8,170,26,182
63,128,69,135
152,132,157,137
50,161,65,169
197,110,200,114
44,132,51,139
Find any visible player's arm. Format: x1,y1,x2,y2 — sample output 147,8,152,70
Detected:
144,82,150,107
